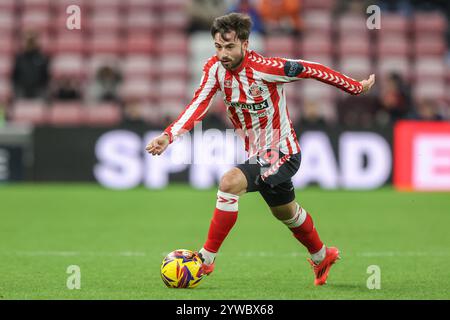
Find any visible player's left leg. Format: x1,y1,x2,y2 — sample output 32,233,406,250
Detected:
269,199,326,264
256,151,327,263
257,151,340,285
264,191,340,286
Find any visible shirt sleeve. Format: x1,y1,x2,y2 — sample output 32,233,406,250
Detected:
251,56,363,95
163,59,220,143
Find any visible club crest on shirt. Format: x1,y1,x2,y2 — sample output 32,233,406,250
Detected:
248,83,264,97
224,79,233,88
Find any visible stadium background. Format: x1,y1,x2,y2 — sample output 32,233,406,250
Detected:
0,0,450,300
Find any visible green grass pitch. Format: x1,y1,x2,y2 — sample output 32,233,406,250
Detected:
0,184,449,300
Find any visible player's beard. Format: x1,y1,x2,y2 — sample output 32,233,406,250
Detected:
222,47,245,70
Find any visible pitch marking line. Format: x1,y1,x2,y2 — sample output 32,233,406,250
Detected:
1,251,449,257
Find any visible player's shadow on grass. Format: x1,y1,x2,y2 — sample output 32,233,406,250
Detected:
191,286,222,291
324,283,366,291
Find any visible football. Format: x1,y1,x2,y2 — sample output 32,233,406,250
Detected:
160,249,205,288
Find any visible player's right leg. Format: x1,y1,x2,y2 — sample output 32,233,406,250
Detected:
198,168,248,275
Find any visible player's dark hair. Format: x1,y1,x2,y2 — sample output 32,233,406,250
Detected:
211,13,252,42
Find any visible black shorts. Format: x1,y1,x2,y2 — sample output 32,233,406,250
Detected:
236,150,301,207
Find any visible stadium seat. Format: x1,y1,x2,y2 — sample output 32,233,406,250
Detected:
158,32,188,55
338,14,368,35
84,103,122,126
22,0,51,10
158,99,185,121
414,81,446,101
379,13,409,34
160,0,186,11
413,58,446,82
43,34,55,55
446,84,450,109
51,54,85,79
126,11,160,34
189,32,215,73
300,35,332,56
302,11,332,34
20,10,51,33
300,97,336,123
302,0,336,10
124,99,161,124
377,35,409,57
158,55,189,78
339,57,372,80
52,33,85,54
249,33,264,54
286,93,298,107
161,11,189,31
0,81,12,103
447,64,450,82
55,0,85,9
88,35,123,55
119,78,156,101
87,0,122,11
337,34,370,57
159,78,188,100
299,81,335,101
413,11,447,35
0,12,15,35
126,0,159,10
286,102,301,124
0,0,16,11
264,36,296,57
125,33,156,54
377,57,411,80
189,32,215,53
122,55,156,78
0,55,12,77
88,11,123,35
414,36,447,57
9,99,48,125
48,102,84,126
0,36,15,55
284,84,299,103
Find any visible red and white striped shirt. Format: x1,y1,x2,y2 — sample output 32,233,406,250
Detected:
164,50,363,157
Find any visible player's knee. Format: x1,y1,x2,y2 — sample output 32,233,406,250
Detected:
219,170,244,195
270,201,298,221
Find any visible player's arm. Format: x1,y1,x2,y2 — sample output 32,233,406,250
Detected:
146,59,220,156
297,59,375,95
252,56,374,95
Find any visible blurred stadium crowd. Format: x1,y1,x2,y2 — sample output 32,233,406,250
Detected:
0,0,449,129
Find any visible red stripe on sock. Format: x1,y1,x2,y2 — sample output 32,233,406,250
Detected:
204,207,238,253
290,213,324,254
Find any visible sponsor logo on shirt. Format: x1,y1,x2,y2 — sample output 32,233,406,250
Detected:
227,100,269,111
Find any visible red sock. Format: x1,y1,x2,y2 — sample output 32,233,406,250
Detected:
289,210,324,254
203,191,239,253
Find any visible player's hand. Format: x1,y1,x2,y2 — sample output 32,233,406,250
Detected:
145,133,170,156
360,74,375,93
